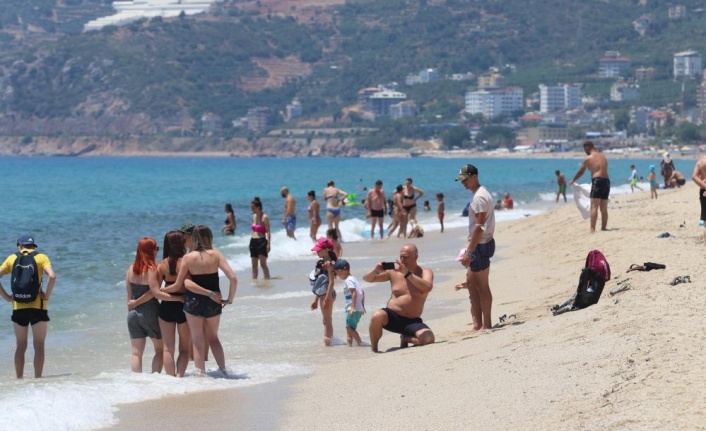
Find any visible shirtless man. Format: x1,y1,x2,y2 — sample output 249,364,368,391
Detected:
570,141,610,233
280,186,297,239
363,244,434,352
555,170,567,203
364,180,388,239
668,170,686,188
691,156,706,242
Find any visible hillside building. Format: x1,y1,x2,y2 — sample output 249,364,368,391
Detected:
361,88,407,119
598,51,631,78
84,0,215,32
477,73,506,89
390,101,417,120
465,87,523,119
246,107,271,133
635,67,656,81
697,78,706,123
285,99,302,122
610,80,639,102
539,84,582,114
405,68,439,85
200,112,222,135
668,5,687,20
633,15,653,36
674,51,702,80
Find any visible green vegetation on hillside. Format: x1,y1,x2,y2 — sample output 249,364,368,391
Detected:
1,0,706,140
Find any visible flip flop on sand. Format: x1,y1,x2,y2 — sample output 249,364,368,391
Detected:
669,275,692,286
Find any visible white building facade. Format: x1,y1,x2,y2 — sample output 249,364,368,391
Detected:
674,51,702,80
539,84,582,114
465,87,523,119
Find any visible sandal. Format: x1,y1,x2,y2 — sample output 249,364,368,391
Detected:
670,276,692,286
627,264,645,273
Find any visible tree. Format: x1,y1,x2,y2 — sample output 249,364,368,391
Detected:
440,126,470,149
676,122,701,143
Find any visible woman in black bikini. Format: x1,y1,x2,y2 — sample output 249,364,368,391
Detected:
170,225,238,376
402,177,424,237
221,203,236,235
148,231,190,377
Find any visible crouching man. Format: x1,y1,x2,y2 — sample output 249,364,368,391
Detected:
363,244,434,353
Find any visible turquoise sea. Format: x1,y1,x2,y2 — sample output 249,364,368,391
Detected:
0,155,679,430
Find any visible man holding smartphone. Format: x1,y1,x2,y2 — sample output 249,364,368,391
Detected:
456,163,495,331
363,244,434,353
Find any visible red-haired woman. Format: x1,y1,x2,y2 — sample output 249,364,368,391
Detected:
149,231,190,377
126,237,164,373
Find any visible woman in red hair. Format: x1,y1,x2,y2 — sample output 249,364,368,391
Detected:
125,237,164,373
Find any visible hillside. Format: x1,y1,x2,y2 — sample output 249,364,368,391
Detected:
0,0,705,151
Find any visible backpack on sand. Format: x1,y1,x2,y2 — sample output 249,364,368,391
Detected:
11,251,41,303
552,250,611,315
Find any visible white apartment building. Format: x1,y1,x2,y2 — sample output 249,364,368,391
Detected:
539,84,582,114
674,51,702,80
465,87,523,119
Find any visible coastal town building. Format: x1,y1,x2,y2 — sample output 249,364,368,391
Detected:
84,0,215,32
610,80,639,102
633,15,653,36
360,88,407,119
635,67,656,81
598,51,631,78
668,5,687,20
673,51,702,80
630,106,652,133
477,72,506,89
696,78,706,123
539,84,582,114
200,112,222,135
246,107,271,133
405,68,439,85
285,99,302,122
465,87,523,119
390,101,416,120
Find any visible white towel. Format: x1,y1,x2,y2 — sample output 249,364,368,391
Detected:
572,183,591,220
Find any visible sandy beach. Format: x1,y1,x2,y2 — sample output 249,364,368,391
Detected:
109,182,705,430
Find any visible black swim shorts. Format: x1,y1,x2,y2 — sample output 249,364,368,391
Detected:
677,178,686,186
249,237,268,258
382,307,429,337
700,189,706,221
11,309,49,327
590,177,610,200
470,238,495,272
370,209,385,218
183,295,222,319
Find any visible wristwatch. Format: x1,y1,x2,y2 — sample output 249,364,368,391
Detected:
404,270,412,278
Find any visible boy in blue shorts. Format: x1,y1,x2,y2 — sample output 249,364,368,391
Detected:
334,259,365,347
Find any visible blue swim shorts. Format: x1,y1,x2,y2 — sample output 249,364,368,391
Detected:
285,215,296,232
346,310,363,330
470,238,495,272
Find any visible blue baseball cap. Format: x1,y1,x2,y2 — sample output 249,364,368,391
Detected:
17,234,36,246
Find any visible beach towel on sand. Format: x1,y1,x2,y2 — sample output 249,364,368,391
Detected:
572,183,591,220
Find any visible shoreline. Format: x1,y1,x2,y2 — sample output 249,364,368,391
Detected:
104,183,704,430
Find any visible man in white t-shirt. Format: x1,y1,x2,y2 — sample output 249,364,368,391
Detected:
456,164,495,331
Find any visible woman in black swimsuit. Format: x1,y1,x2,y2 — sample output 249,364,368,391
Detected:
402,177,424,237
148,231,190,377
221,203,236,235
170,225,238,375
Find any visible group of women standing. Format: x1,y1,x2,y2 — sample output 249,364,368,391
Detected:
125,225,238,376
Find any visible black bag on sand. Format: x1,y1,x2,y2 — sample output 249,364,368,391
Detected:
552,250,611,315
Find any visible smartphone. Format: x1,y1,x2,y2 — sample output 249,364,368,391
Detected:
382,262,396,270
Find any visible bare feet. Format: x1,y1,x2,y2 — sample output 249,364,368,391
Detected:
323,337,331,347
